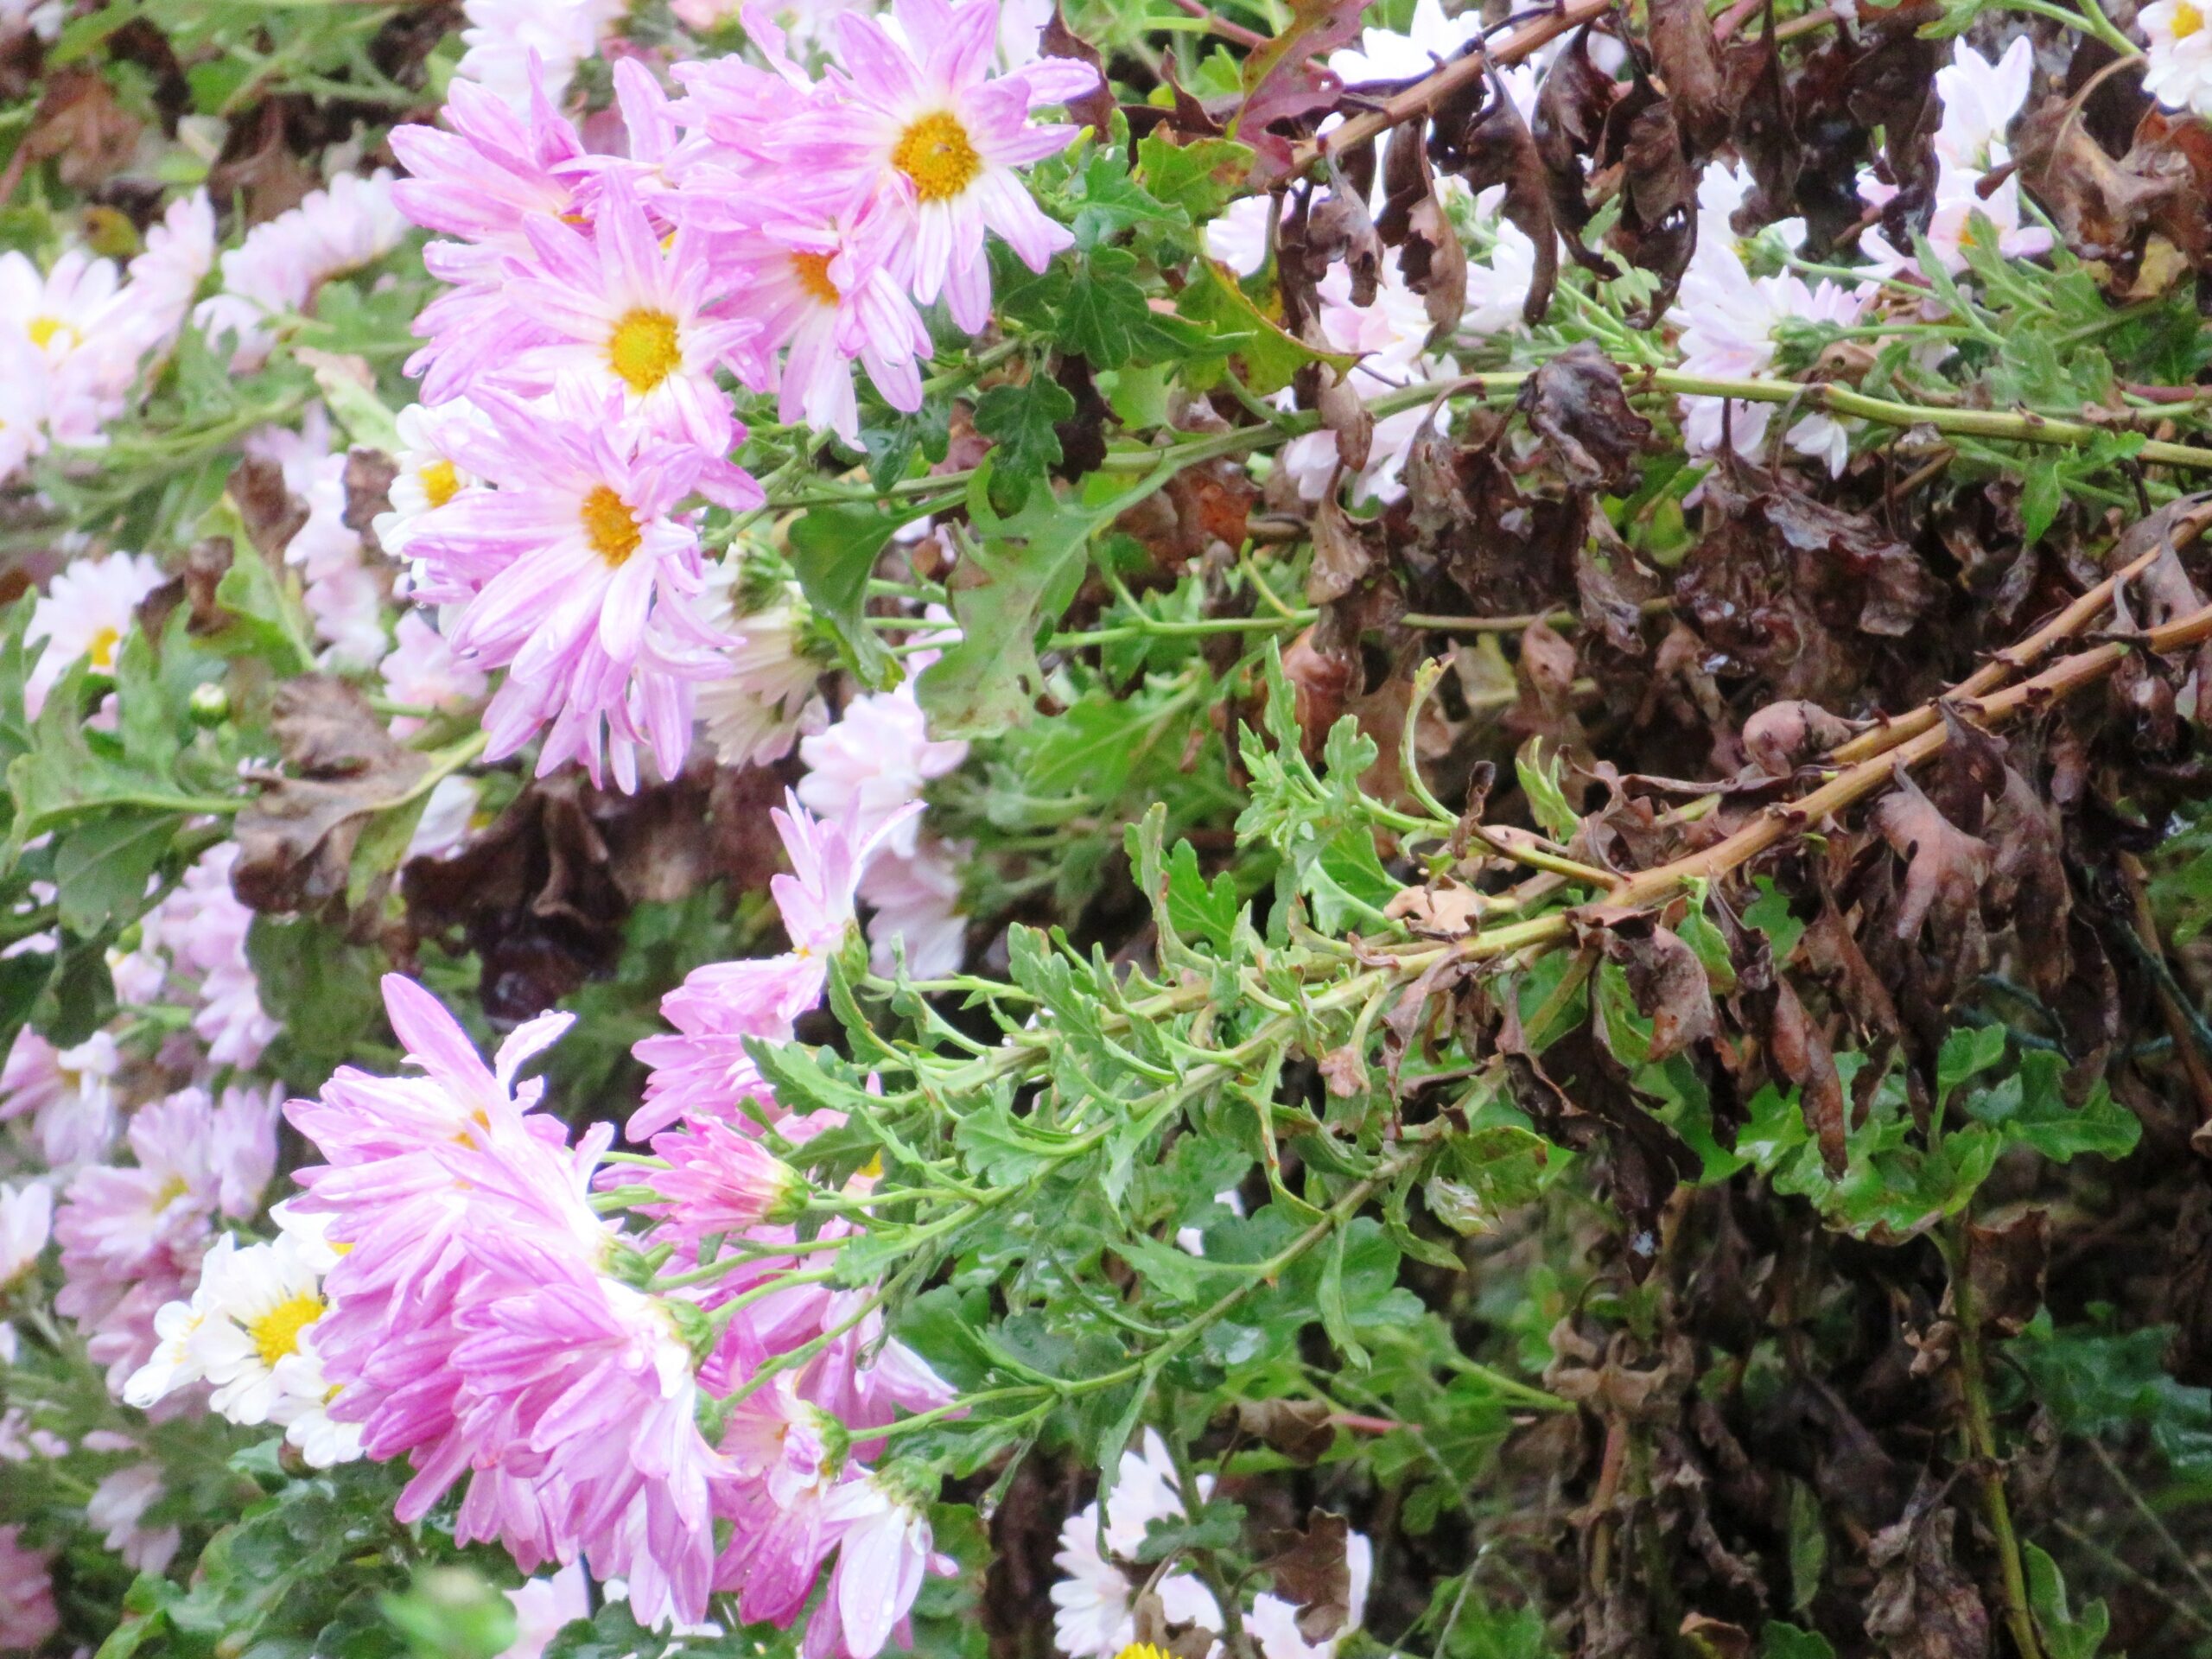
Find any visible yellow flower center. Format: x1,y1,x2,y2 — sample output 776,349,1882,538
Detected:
892,111,982,204
247,1293,325,1368
1116,1645,1173,1659
791,251,841,308
86,626,121,671
607,308,683,395
581,484,642,567
420,458,461,510
28,315,79,352
2176,0,2204,36
150,1174,189,1211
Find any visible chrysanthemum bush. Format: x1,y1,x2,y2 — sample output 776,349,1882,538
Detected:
15,0,2212,1653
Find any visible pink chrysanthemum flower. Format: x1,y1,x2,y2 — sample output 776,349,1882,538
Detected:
629,795,916,1139
0,1524,59,1651
410,382,750,790
797,681,966,860
721,208,931,442
139,842,281,1070
806,0,1100,331
804,1477,948,1659
632,1117,805,1254
288,976,735,1629
504,175,760,454
391,75,584,404
0,1027,120,1166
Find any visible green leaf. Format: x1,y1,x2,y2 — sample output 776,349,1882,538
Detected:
973,374,1077,513
917,474,1116,740
1936,1022,2008,1112
245,915,385,1091
1058,246,1160,371
1744,876,1807,966
952,1097,1073,1186
1963,1051,2140,1163
41,934,116,1046
54,810,176,935
1165,839,1240,954
1134,1498,1246,1563
1759,1624,1836,1659
1135,133,1255,229
2024,1543,2110,1659
788,504,920,690
1514,740,1578,842
1176,257,1354,395
1783,1476,1826,1614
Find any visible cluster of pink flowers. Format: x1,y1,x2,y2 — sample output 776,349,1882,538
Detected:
378,0,1096,790
238,925,954,1649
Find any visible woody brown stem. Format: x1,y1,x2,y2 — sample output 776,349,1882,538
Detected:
1291,0,1615,170
1431,594,2212,966
1830,497,2212,766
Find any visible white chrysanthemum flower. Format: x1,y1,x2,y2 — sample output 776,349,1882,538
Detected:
1330,0,1482,82
1464,219,1539,337
861,836,968,977
176,1223,341,1429
455,0,628,108
1694,158,1807,262
195,172,408,369
2145,0,2212,113
374,401,488,567
0,1181,50,1289
22,550,166,717
124,1287,212,1409
406,774,483,861
1050,1431,1223,1658
1933,36,2031,173
1673,240,1869,475
697,576,831,769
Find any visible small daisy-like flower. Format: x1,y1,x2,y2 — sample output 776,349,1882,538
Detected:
2145,0,2212,115
185,1224,340,1427
380,613,489,737
194,172,408,370
375,402,490,565
1049,1432,1222,1658
861,836,968,978
0,1181,50,1290
796,681,967,859
805,0,1102,331
87,1463,181,1573
22,550,165,717
455,0,628,109
504,175,761,453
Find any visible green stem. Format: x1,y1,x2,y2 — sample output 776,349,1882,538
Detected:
1942,1222,2047,1659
